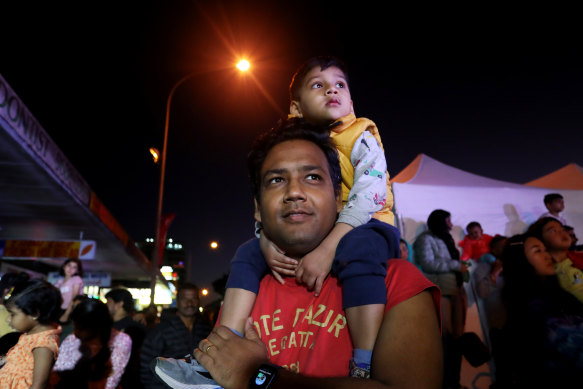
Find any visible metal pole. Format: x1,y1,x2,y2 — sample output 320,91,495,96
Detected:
150,72,198,306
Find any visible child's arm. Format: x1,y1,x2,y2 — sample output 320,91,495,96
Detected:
295,222,353,295
296,131,388,294
220,288,257,334
31,347,55,389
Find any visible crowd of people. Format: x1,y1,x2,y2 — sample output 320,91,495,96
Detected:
407,192,583,388
0,54,581,389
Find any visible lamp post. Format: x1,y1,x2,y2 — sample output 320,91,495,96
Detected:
149,61,250,305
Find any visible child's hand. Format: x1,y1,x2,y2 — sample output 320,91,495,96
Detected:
260,230,298,285
295,244,335,296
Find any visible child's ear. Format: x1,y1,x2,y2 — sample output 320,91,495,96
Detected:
254,198,262,224
289,100,303,117
350,100,355,115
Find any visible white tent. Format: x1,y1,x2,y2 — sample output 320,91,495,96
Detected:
391,154,583,245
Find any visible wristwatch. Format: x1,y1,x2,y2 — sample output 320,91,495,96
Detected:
248,363,280,388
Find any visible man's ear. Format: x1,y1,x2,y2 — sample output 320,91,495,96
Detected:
289,100,303,117
254,198,262,223
336,191,343,213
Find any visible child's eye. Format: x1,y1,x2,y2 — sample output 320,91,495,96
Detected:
311,82,323,89
336,82,345,88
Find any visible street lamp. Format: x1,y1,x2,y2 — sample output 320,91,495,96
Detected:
149,61,250,305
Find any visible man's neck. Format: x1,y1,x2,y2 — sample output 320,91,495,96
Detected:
179,314,195,331
113,311,128,322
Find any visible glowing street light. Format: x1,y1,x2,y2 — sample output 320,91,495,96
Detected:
201,288,209,296
236,59,250,72
210,241,218,249
149,147,160,163
149,61,251,304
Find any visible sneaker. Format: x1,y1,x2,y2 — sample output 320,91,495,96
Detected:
349,358,371,378
152,354,222,389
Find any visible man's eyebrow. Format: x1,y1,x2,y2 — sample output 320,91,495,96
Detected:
262,165,326,178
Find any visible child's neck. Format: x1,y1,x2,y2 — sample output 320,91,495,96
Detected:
549,248,568,263
27,322,56,335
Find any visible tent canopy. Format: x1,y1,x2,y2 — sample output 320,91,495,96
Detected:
391,154,583,245
525,163,583,190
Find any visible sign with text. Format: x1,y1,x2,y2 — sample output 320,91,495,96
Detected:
0,240,96,259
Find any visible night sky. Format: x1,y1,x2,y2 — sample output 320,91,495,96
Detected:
1,2,581,292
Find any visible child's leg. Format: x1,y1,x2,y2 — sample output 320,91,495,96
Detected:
219,288,257,335
345,303,384,352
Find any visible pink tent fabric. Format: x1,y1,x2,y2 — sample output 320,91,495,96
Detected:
525,163,583,190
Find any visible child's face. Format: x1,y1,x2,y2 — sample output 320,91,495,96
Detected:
64,261,78,277
547,198,565,213
6,304,37,333
541,220,572,250
467,226,483,240
524,237,555,276
290,66,353,125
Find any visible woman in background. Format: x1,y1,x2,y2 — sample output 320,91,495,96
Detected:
52,298,131,389
413,209,468,389
502,233,583,387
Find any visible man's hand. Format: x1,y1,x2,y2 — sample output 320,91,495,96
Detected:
194,318,269,389
260,230,298,284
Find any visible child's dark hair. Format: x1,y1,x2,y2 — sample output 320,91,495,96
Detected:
527,217,563,242
543,193,563,205
289,56,350,102
6,279,62,324
247,117,342,202
489,235,508,251
466,221,482,232
59,258,84,277
0,272,30,299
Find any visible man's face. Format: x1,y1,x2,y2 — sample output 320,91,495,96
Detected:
105,298,120,317
541,220,572,250
548,198,565,213
290,66,353,125
254,139,340,258
467,226,483,240
176,289,199,318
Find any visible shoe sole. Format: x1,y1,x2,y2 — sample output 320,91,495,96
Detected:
154,364,221,389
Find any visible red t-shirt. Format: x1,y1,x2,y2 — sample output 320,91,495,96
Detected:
249,259,440,377
459,234,493,261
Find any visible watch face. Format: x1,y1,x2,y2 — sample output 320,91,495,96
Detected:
251,365,278,388
255,372,267,385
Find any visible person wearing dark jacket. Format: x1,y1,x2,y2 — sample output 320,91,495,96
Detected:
139,283,211,389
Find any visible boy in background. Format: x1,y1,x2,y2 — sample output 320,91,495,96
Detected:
540,193,567,225
458,221,493,261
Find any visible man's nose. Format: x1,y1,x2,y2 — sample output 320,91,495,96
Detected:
284,179,306,202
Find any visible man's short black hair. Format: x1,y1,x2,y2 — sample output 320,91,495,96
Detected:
544,193,563,204
247,117,342,202
105,288,135,313
289,56,349,102
177,282,199,299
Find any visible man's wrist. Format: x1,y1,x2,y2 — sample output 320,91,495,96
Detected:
248,363,281,389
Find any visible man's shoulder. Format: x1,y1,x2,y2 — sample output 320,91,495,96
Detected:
337,219,400,258
384,259,440,313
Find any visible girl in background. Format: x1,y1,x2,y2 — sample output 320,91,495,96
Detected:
54,259,84,323
502,233,583,387
0,279,62,389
